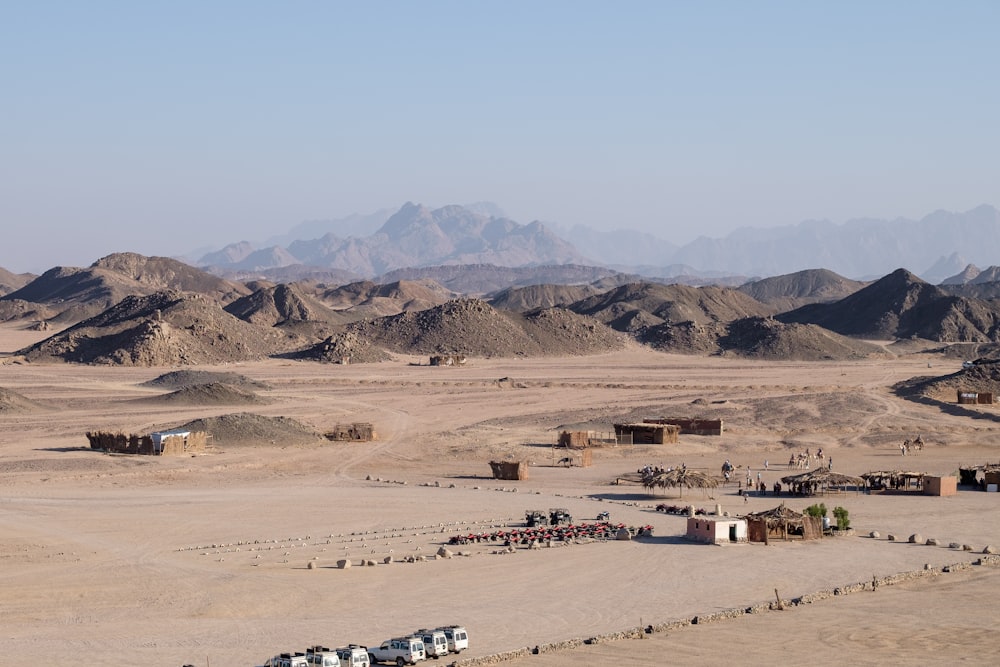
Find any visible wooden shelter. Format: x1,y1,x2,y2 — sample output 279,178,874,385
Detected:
861,470,926,492
644,418,724,436
780,469,866,496
324,422,376,442
558,430,593,448
958,463,1000,488
614,423,679,445
745,503,823,543
86,430,207,456
430,354,466,366
957,390,993,405
490,460,528,481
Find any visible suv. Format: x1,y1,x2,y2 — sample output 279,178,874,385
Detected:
367,636,425,665
435,626,469,654
305,646,342,667
268,653,309,667
336,645,371,667
413,629,449,659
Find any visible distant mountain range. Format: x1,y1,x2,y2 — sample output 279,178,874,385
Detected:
189,202,1000,284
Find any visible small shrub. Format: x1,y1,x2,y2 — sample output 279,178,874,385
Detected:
833,506,850,530
805,503,827,518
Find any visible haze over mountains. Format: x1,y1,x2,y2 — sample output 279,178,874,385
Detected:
5,201,1000,368
191,202,1000,284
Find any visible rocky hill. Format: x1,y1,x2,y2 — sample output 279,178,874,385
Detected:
2,253,250,323
738,269,867,310
288,331,394,364
141,371,271,391
343,298,626,357
0,267,35,297
224,283,348,327
778,269,1000,341
488,284,599,312
18,290,292,365
718,317,888,360
145,382,269,406
319,279,456,318
893,359,1000,401
568,282,774,333
175,413,322,446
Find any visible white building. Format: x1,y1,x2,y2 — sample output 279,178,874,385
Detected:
686,516,747,544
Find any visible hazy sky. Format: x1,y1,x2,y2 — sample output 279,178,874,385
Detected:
3,2,998,273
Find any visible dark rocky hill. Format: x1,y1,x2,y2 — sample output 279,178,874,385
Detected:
778,268,1000,341
893,359,1000,401
2,253,250,323
225,283,347,327
288,331,393,364
144,382,269,406
319,279,455,318
343,298,625,358
568,282,773,333
18,290,292,365
141,370,271,391
175,413,322,446
718,317,888,360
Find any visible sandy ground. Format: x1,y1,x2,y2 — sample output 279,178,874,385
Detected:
2,322,1000,666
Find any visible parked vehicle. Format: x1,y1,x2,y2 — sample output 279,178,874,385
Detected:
335,645,371,667
549,508,572,526
305,645,343,667
525,509,548,527
413,629,449,659
434,625,469,654
367,636,425,665
267,653,310,667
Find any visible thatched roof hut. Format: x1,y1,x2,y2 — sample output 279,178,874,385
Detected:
780,469,866,495
642,468,718,498
744,503,822,542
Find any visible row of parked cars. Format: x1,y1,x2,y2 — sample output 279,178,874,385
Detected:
264,625,469,667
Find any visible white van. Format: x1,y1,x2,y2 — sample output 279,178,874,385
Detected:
336,645,371,667
435,626,469,653
305,646,342,667
414,629,449,658
268,653,310,667
367,636,425,665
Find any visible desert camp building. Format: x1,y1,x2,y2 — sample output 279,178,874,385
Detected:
644,418,724,436
613,423,680,445
86,429,207,456
686,516,747,544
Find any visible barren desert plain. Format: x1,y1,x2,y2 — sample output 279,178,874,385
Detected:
3,323,1000,666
